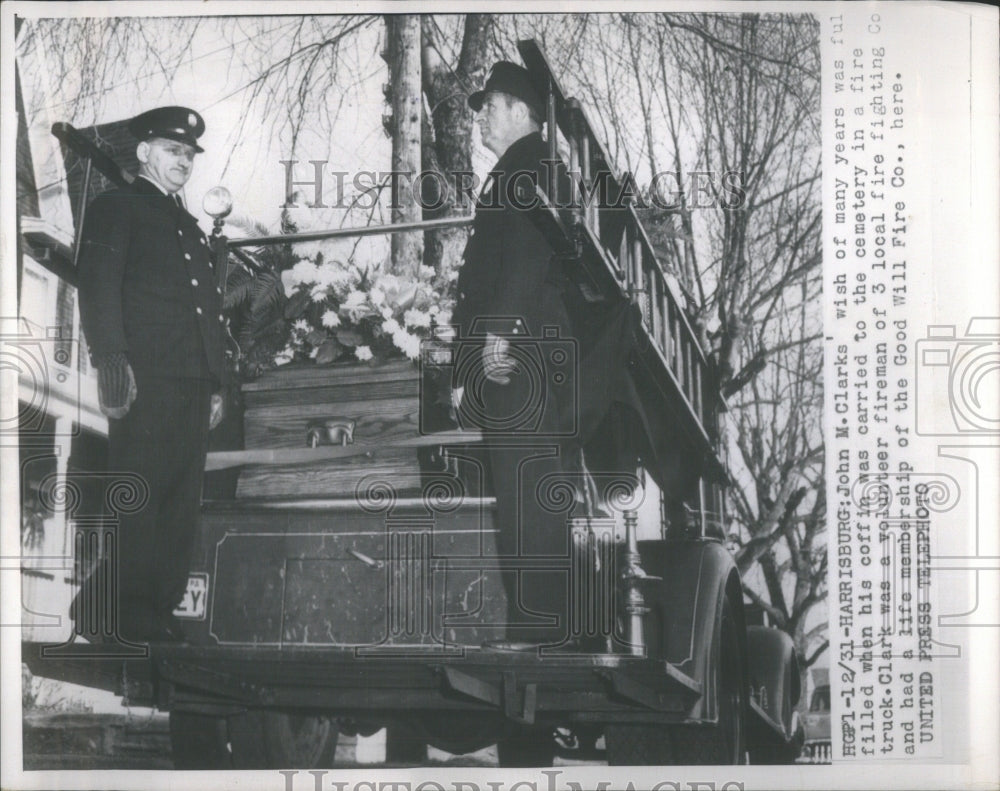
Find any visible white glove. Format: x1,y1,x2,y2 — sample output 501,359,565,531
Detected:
209,393,225,430
482,333,515,384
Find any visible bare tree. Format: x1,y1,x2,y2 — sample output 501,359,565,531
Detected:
420,14,492,280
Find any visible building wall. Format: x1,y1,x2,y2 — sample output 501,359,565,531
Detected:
15,38,110,641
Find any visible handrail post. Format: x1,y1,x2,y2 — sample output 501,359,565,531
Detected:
622,508,648,656
546,75,558,202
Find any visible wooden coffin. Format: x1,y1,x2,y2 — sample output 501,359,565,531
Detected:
235,360,469,500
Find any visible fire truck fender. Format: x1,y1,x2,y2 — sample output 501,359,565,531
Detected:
746,625,801,732
637,539,748,722
745,625,806,761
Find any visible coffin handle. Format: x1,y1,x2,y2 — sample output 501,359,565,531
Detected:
306,418,356,448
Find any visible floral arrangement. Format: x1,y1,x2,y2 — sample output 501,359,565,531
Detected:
223,215,456,378
276,256,454,366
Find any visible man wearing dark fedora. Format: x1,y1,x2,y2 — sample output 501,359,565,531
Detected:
453,62,578,646
73,106,226,643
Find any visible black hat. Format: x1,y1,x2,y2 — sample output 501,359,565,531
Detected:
468,61,544,118
128,106,205,153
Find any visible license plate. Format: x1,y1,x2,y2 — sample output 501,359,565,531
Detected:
173,573,209,620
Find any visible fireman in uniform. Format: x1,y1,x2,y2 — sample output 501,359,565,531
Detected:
454,63,577,645
74,106,226,642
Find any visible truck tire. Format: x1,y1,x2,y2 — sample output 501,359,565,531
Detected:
669,596,747,764
496,726,556,767
262,712,339,767
604,723,673,765
169,711,232,769
226,710,339,768
385,724,426,764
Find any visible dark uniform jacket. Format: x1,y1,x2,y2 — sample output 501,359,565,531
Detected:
77,176,227,385
453,131,573,343
452,131,578,439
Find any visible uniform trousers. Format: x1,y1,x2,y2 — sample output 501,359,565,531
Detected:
105,373,213,637
477,357,574,645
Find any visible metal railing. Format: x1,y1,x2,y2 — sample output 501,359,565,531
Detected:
519,39,721,464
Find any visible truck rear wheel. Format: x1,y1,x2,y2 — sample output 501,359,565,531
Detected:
385,723,426,764
226,710,339,768
496,725,556,767
261,712,339,767
169,711,232,769
670,596,747,764
604,723,673,765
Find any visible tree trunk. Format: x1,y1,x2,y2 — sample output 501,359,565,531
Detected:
385,15,423,276
420,14,492,282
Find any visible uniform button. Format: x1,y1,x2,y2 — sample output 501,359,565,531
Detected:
196,307,203,315
216,286,222,294
177,229,184,236
459,291,466,299
209,262,214,269
218,314,225,323
184,253,192,260
200,237,207,245
191,278,199,286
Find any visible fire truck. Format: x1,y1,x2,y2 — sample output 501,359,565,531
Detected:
22,40,804,768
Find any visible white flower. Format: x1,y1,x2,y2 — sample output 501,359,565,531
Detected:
403,308,431,329
380,306,394,320
342,290,367,310
321,310,341,328
387,283,418,311
275,346,294,365
392,329,422,360
370,287,386,307
309,345,320,359
435,307,453,327
382,317,401,335
292,319,310,334
280,270,299,297
297,241,323,261
310,283,330,303
288,260,320,286
354,345,374,362
340,289,374,322
418,265,435,280
378,272,400,292
314,262,348,288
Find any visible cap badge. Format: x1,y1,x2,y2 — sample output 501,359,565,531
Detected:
188,113,197,128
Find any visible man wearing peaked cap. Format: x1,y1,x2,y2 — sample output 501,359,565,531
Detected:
452,61,578,647
127,106,206,152
74,105,227,644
